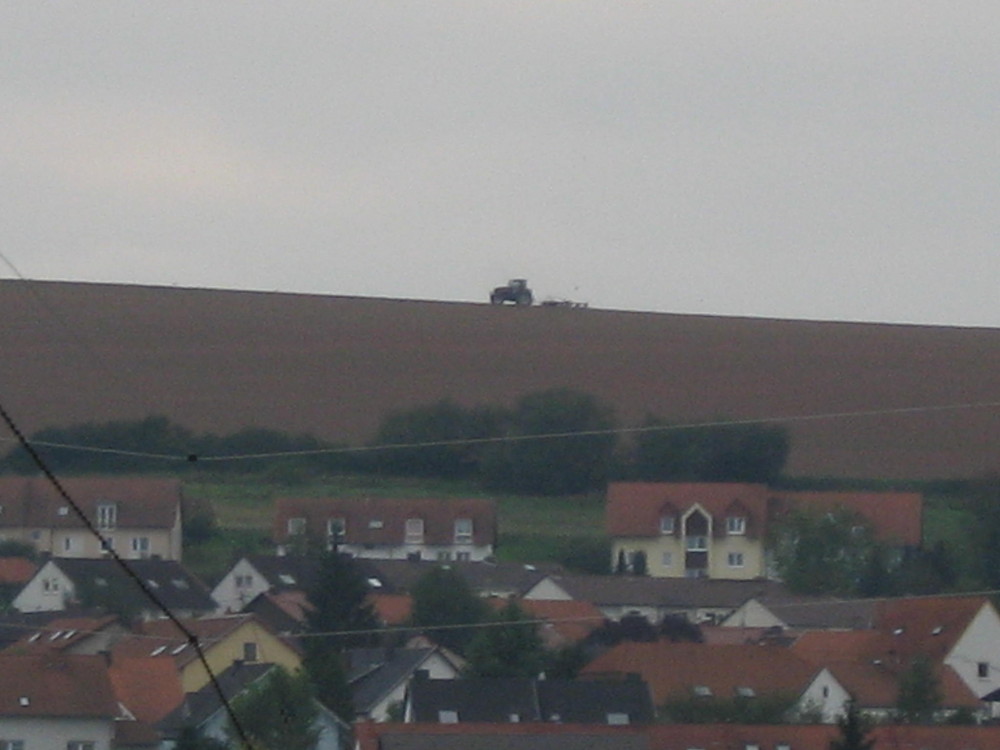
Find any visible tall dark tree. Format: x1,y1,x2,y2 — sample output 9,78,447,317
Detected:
896,656,942,724
830,701,875,750
464,601,546,678
409,566,489,655
302,549,378,717
969,474,1000,589
228,667,320,750
479,388,616,495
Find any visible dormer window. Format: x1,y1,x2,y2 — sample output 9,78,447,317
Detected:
287,517,307,536
405,518,425,544
96,503,117,530
726,516,746,535
659,515,675,534
454,518,473,544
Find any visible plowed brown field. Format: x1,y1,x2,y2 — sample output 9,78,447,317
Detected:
1,280,998,480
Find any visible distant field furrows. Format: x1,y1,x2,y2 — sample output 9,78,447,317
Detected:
3,279,1000,480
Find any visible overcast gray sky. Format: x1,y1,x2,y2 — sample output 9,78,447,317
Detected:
3,2,999,327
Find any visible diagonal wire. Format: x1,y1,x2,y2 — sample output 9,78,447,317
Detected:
0,400,255,750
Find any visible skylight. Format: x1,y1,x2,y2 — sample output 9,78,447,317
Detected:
151,646,167,656
278,574,296,585
171,578,189,589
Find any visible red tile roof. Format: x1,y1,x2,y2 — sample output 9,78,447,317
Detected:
0,652,118,718
515,598,605,645
582,641,820,705
354,720,649,750
273,496,496,546
773,490,923,546
8,615,119,653
0,476,182,530
368,592,413,626
108,655,185,723
648,724,1000,750
0,557,37,585
606,483,770,538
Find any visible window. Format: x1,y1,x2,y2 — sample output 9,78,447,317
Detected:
456,551,471,562
454,518,473,543
235,574,253,589
508,713,520,723
67,743,95,750
606,712,630,725
727,552,745,568
63,537,74,552
131,537,150,557
735,686,755,698
726,516,746,535
436,551,452,562
100,536,114,552
686,535,708,551
327,517,346,541
693,685,712,697
42,577,60,594
438,710,458,723
0,741,25,750
661,551,673,567
96,502,117,530
287,517,307,536
978,661,990,679
659,515,675,534
405,518,425,543
243,642,258,662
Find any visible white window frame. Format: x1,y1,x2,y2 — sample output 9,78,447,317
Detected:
454,518,473,544
67,742,95,750
287,517,307,536
405,517,425,544
727,552,745,568
96,503,117,530
327,517,346,541
131,536,150,556
659,515,675,534
0,741,25,750
62,536,74,552
726,516,747,535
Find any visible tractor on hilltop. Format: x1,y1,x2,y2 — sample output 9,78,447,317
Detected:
490,278,533,306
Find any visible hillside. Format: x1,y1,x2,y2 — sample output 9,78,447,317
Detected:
1,279,999,480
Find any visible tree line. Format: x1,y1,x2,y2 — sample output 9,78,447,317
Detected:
0,389,791,495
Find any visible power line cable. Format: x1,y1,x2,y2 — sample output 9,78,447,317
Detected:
2,398,1000,466
0,399,255,750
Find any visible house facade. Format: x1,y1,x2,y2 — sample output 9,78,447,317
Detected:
0,653,120,750
0,476,184,562
273,497,496,562
607,482,923,580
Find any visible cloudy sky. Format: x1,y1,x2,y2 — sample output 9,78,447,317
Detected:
3,2,999,327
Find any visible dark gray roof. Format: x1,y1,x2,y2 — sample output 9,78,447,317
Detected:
244,555,320,591
757,597,878,630
348,647,442,715
368,559,557,597
408,675,654,725
52,557,215,615
541,575,789,610
157,661,274,737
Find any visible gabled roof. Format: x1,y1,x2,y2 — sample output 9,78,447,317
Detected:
368,592,413,627
408,674,655,725
348,647,457,715
534,574,787,610
582,641,820,705
791,627,982,709
273,496,496,546
772,489,923,546
156,661,274,737
41,557,214,615
873,594,990,661
0,652,118,718
607,483,770,538
0,476,182,530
